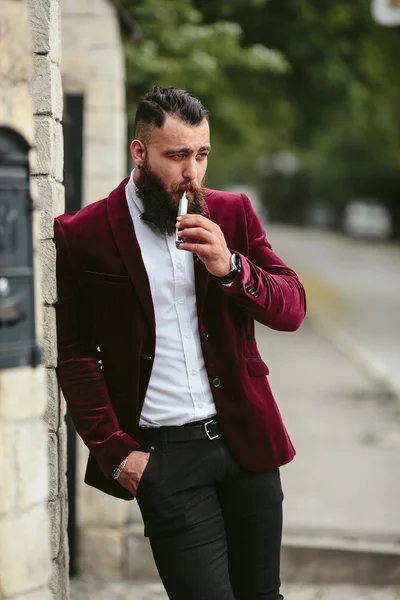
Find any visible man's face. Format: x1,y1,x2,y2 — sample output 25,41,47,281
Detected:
131,115,211,235
135,115,211,203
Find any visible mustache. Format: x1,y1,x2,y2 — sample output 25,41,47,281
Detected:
169,180,204,196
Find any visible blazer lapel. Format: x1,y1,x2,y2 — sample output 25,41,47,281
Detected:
194,192,213,319
106,178,155,333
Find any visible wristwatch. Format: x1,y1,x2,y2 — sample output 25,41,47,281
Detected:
216,253,241,285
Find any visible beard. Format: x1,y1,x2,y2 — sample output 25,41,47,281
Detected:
135,160,206,235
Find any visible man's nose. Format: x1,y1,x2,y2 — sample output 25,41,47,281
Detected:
182,159,197,181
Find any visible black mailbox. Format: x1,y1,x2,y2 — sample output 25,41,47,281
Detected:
0,126,41,369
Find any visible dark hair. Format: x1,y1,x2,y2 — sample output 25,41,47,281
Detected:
133,86,209,141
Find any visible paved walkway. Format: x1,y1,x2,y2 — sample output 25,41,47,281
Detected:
70,579,400,599
260,323,400,548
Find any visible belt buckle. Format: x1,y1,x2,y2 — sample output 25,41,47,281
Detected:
204,420,219,441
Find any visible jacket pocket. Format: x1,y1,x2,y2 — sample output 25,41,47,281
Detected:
83,270,130,284
246,358,269,377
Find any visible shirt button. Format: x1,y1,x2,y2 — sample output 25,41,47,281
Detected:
212,378,221,388
197,403,204,409
191,369,197,376
178,299,184,304
176,262,183,270
185,333,191,339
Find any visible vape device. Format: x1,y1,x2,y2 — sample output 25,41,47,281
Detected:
175,192,188,248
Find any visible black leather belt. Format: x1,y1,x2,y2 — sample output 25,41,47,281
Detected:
139,418,219,443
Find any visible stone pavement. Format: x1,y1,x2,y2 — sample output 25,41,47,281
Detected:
70,579,400,599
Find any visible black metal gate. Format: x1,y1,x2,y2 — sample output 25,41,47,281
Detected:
63,93,84,576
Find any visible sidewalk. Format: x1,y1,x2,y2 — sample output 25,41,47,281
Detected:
70,579,400,599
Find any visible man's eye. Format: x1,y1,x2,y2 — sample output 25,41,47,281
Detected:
197,153,208,159
171,154,186,160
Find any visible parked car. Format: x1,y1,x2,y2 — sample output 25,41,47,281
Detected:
342,199,392,239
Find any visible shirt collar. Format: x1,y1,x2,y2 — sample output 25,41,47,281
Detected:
126,169,144,213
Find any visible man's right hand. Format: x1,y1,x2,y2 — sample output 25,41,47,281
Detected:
116,450,150,496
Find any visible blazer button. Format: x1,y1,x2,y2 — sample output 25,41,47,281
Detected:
254,292,259,298
202,331,209,340
212,377,221,388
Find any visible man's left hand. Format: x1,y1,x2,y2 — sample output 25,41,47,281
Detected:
176,215,232,278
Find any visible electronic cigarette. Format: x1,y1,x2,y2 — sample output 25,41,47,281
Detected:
175,192,188,248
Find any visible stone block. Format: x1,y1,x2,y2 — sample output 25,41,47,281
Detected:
34,177,65,240
87,46,124,80
127,497,145,525
78,528,123,580
85,108,126,144
49,543,69,600
83,176,117,207
39,239,57,304
0,424,16,515
61,15,120,56
32,117,64,181
0,75,11,124
58,424,68,494
85,76,125,111
84,141,125,180
49,0,62,66
30,54,52,116
44,368,60,433
9,83,35,145
16,420,48,509
52,63,64,121
48,432,59,501
12,588,53,600
0,1,32,82
30,56,63,120
60,0,115,18
33,244,45,343
42,305,57,367
0,366,47,421
48,499,61,559
27,0,51,56
124,530,159,580
78,482,130,528
0,505,51,597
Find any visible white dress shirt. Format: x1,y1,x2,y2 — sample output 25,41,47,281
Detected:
125,172,217,427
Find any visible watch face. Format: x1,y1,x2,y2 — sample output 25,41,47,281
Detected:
232,254,241,272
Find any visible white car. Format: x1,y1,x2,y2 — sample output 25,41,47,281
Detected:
343,199,392,239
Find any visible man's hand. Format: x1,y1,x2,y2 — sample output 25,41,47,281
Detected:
176,214,232,278
116,450,150,496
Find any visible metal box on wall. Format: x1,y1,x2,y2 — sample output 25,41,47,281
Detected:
0,126,41,369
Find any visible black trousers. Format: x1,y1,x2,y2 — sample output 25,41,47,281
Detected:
136,433,285,600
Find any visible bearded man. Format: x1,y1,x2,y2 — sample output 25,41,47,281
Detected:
54,86,306,600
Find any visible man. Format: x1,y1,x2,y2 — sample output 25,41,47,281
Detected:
54,86,306,600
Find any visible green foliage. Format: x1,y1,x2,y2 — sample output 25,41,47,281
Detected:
120,0,400,235
121,0,288,164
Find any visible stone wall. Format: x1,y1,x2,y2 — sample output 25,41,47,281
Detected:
0,0,67,599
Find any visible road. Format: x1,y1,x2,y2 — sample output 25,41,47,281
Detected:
266,225,400,395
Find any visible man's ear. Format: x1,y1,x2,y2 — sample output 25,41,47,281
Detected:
130,139,146,168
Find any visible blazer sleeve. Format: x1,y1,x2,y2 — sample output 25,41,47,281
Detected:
218,194,306,331
54,218,139,477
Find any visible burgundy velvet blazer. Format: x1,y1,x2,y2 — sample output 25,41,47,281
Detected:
54,178,306,500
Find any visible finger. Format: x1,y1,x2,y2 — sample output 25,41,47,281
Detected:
177,214,215,232
178,227,214,243
179,241,212,255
